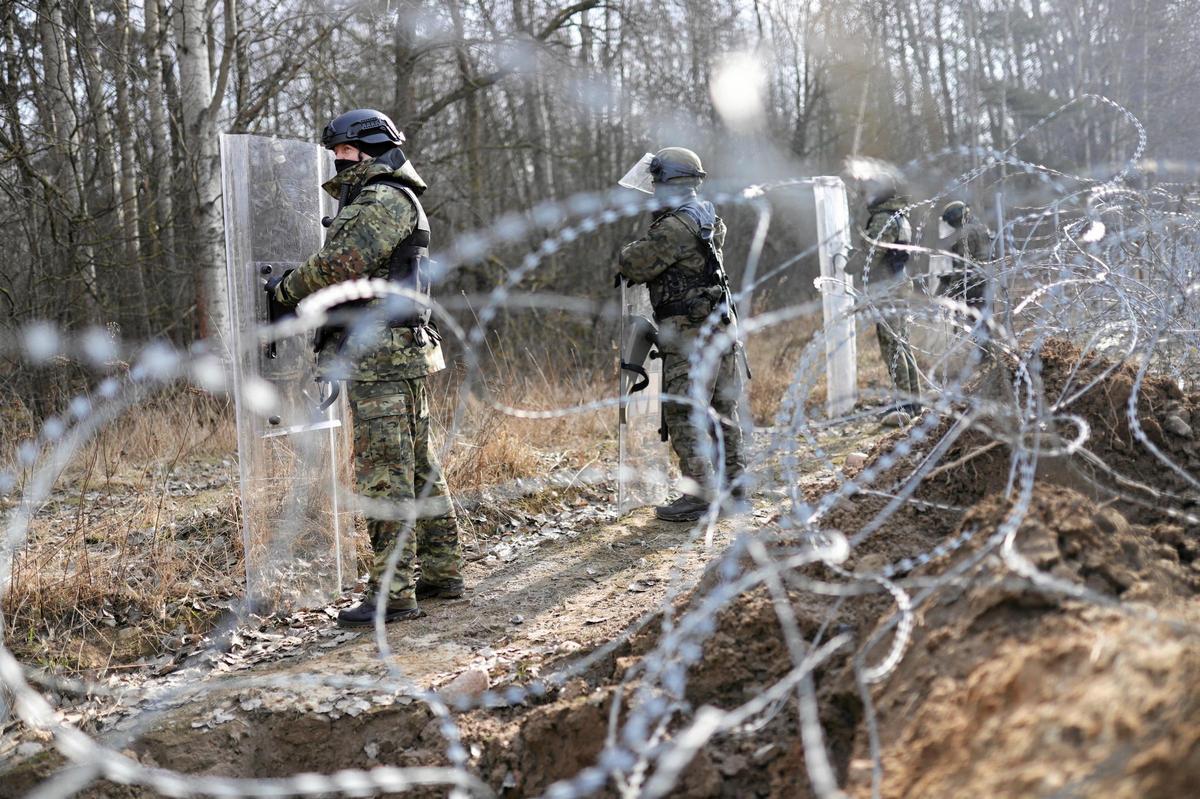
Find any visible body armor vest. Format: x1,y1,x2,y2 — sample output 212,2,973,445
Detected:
369,176,432,328
868,207,912,277
649,202,727,322
314,177,433,353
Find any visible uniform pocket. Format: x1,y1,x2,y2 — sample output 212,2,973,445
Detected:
353,393,408,422
326,204,365,239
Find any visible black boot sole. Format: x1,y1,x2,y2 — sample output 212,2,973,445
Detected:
336,607,423,628
655,509,705,522
415,583,465,600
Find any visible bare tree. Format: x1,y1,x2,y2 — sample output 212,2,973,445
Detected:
3,0,1200,405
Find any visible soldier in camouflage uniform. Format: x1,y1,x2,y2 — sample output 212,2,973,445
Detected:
936,200,995,360
268,109,464,627
936,201,992,307
858,186,921,427
617,147,747,522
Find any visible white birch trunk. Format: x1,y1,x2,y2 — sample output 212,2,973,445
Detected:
113,0,151,337
177,0,229,349
38,0,98,321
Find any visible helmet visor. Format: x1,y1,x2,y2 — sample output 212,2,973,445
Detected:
618,153,656,195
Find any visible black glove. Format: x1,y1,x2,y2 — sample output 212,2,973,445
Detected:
263,269,295,323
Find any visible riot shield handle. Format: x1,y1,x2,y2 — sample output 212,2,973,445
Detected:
261,264,295,359
317,380,341,412
620,314,659,395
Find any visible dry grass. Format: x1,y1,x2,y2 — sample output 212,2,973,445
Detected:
746,315,822,425
1,356,614,672
3,494,243,671
0,385,237,486
1,320,884,672
431,342,615,495
2,387,242,672
746,312,894,424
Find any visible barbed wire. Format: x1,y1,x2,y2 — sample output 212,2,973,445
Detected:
3,94,1200,798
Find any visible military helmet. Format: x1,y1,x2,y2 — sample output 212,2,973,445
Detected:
321,109,405,150
650,147,706,184
941,200,970,228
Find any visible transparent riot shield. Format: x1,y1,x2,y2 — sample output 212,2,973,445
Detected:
220,134,354,611
915,251,959,386
618,283,671,512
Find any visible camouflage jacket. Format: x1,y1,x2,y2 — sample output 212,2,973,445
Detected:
949,218,993,267
277,151,444,381
618,205,727,333
858,195,913,284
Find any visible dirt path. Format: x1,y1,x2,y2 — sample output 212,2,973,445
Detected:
246,500,754,698
1,419,886,797
0,503,759,794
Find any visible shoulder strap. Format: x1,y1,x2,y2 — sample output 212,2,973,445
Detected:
364,177,434,328
365,177,430,249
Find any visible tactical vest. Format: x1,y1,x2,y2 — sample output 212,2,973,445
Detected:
649,204,727,322
368,176,433,328
868,208,912,277
314,178,433,353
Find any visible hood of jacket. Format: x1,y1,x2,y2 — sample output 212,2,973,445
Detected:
321,147,428,200
867,194,911,215
671,197,717,241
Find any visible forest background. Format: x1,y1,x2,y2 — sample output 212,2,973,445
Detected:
2,0,1198,413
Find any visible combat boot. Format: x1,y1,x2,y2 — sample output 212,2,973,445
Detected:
336,593,421,628
721,483,751,517
879,403,921,428
415,577,465,600
655,494,709,522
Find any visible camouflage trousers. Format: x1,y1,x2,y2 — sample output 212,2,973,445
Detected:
937,269,996,363
875,311,921,400
348,378,462,608
659,333,746,493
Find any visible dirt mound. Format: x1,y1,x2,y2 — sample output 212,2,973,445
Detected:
907,339,1200,514
846,484,1200,798
1035,338,1199,497
954,483,1200,602
464,341,1200,798
468,482,1200,798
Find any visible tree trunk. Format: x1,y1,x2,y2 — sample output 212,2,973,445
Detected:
393,6,417,136
448,0,483,215
177,0,228,345
77,0,123,319
38,0,97,327
114,0,152,338
144,0,176,334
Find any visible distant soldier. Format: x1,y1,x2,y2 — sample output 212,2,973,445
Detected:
936,200,993,309
857,180,921,426
267,109,464,627
617,147,748,522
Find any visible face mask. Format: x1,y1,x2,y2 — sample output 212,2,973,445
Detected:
939,219,957,239
335,158,359,174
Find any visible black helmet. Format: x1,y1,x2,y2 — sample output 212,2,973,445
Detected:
321,109,405,150
941,200,970,228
